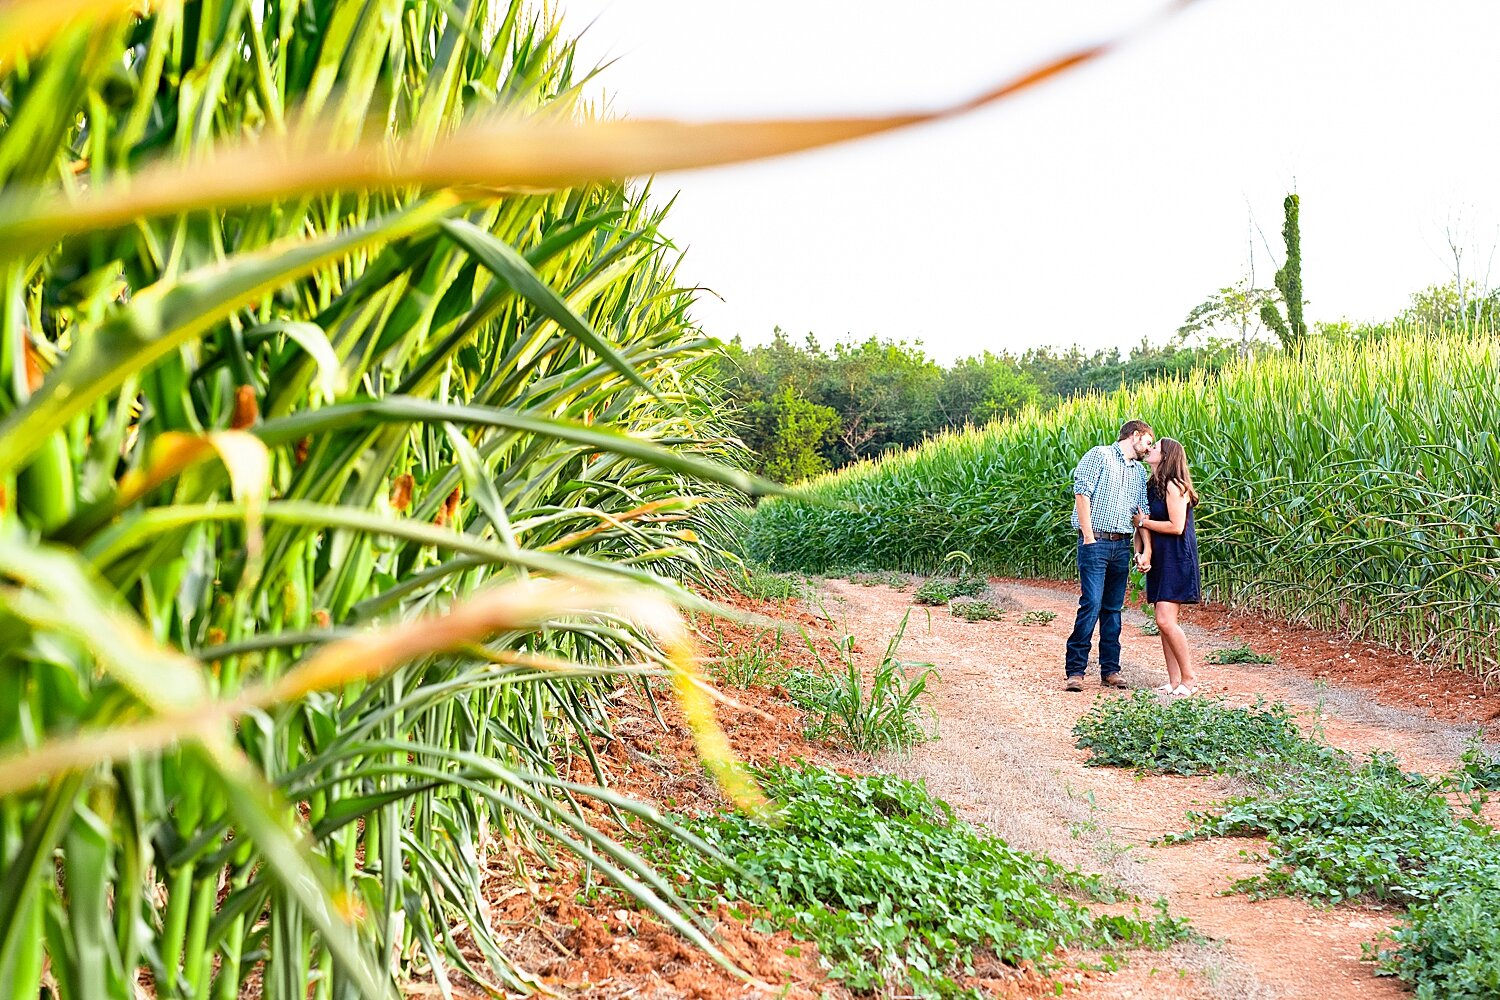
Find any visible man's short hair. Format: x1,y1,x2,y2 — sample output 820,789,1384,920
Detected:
1118,419,1153,441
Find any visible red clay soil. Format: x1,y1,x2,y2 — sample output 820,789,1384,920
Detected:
457,590,1083,999
447,577,1500,999
461,593,856,1000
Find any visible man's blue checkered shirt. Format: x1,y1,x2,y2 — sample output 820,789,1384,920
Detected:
1070,441,1149,535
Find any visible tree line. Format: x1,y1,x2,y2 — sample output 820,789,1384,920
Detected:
708,277,1497,484
706,332,1239,482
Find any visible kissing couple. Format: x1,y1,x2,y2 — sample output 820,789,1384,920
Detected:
1062,419,1202,695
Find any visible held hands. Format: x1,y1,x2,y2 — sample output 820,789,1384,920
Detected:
1134,552,1151,573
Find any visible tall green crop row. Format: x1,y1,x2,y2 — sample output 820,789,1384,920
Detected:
0,1,768,998
748,334,1500,679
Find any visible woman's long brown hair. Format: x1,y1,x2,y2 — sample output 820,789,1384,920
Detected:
1150,438,1200,506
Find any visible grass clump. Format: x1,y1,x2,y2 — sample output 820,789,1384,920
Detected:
1204,641,1276,665
950,598,1005,622
1020,610,1057,627
738,568,810,602
1073,691,1314,776
706,627,787,689
652,765,1191,998
1075,692,1500,998
795,613,935,753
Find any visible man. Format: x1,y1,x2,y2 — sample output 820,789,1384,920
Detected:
1064,419,1153,692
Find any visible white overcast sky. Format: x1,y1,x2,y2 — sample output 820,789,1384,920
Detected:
554,0,1500,362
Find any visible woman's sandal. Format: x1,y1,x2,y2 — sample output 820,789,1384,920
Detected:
1154,683,1175,694
1172,685,1197,696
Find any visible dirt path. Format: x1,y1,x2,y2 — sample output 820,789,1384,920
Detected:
816,579,1490,1000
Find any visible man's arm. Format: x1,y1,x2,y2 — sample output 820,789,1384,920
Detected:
1075,493,1095,544
1072,449,1103,544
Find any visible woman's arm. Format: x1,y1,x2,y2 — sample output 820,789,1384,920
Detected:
1137,483,1189,535
1135,526,1153,571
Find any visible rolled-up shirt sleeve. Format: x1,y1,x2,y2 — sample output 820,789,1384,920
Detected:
1135,469,1149,515
1072,449,1102,497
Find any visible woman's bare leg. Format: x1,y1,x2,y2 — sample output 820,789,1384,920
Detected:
1156,602,1183,687
1156,602,1196,687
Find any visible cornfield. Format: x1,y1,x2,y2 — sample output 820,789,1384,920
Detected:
748,333,1500,680
0,0,782,996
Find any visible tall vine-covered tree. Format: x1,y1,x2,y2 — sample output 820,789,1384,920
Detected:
1260,194,1307,353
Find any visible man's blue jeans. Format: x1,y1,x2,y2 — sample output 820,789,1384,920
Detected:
1065,536,1132,678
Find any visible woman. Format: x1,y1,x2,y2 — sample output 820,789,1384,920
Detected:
1133,438,1201,695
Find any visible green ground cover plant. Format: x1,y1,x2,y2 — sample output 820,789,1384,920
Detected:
1020,610,1058,627
1073,692,1317,776
649,764,1192,998
1075,693,1500,999
951,598,1006,621
747,334,1500,681
1205,642,1277,665
1452,734,1500,792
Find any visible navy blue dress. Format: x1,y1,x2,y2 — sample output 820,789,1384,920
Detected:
1146,482,1201,604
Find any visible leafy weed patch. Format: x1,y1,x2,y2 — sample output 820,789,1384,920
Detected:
950,598,1005,622
651,765,1191,998
1072,691,1316,776
913,574,987,605
1019,610,1057,627
847,569,917,590
1204,641,1276,665
1074,692,1500,999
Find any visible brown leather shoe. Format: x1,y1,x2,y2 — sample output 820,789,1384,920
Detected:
1101,674,1129,689
1064,677,1084,692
